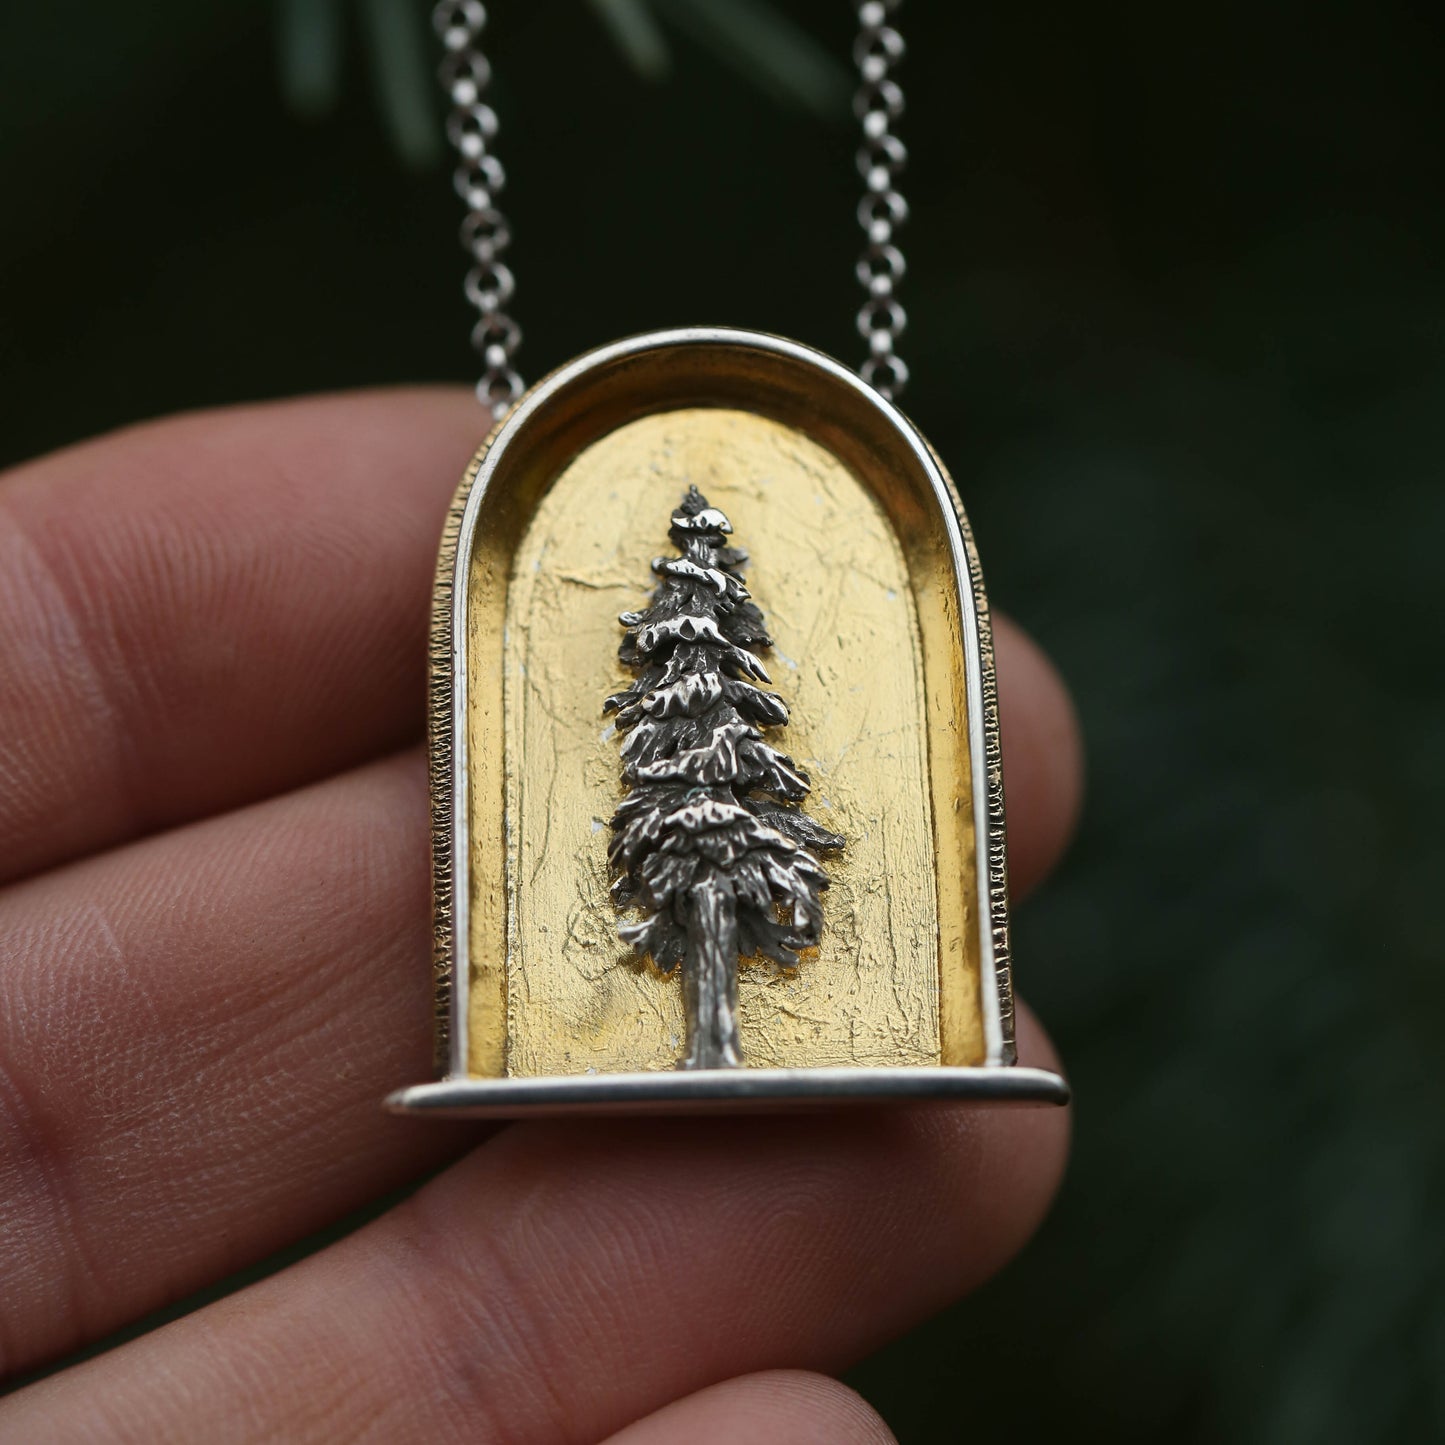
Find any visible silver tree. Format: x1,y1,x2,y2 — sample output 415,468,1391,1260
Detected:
606,487,844,1069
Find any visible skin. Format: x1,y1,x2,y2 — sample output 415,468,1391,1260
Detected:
0,389,1083,1443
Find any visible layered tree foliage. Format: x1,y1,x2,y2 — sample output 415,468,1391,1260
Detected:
606,486,843,1069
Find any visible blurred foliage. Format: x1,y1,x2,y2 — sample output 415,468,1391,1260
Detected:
1,1,1442,1439
274,0,848,151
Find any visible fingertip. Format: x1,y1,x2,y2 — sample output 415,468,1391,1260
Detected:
1011,1001,1073,1189
994,615,1084,898
601,1371,896,1445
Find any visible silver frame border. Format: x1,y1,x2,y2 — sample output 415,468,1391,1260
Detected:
389,1066,1068,1117
393,326,1066,1115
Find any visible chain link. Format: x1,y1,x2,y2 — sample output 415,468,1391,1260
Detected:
433,1,909,412
433,0,523,419
854,0,908,399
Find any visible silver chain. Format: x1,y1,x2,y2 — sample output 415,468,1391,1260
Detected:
854,0,908,400
432,0,909,415
434,0,523,418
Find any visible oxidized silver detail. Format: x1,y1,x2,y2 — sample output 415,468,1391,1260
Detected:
606,487,845,1070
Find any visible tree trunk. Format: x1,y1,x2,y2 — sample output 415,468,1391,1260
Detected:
681,878,743,1069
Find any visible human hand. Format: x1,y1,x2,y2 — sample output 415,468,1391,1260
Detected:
0,390,1082,1443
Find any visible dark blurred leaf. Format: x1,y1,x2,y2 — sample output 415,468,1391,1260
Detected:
657,0,850,118
359,0,440,167
277,0,344,117
585,0,671,80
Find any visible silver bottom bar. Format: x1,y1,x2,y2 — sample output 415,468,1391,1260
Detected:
386,1065,1070,1118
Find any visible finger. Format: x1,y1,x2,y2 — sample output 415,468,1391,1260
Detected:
995,615,1084,897
0,388,481,884
601,1371,896,1445
1,1013,1067,1443
0,751,481,1378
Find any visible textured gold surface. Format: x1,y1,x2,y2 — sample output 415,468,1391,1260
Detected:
496,409,942,1075
431,332,1010,1083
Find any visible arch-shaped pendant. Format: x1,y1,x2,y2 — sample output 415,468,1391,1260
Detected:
387,328,1068,1115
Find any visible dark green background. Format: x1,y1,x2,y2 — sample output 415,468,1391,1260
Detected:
3,2,1442,1440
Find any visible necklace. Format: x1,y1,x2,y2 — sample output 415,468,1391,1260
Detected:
438,1,911,419
388,1,1069,1116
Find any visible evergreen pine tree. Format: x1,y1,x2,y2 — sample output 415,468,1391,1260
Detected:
606,486,844,1069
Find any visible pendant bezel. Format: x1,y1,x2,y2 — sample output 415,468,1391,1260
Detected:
387,326,1068,1116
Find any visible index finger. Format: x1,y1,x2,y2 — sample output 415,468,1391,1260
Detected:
0,388,481,884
